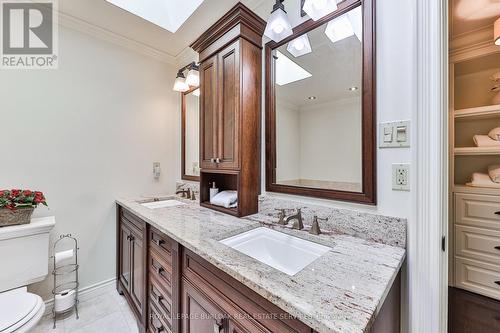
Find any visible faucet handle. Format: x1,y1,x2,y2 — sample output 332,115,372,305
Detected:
310,216,328,235
191,191,196,201
274,208,286,225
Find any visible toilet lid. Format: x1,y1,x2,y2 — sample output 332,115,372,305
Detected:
0,289,40,332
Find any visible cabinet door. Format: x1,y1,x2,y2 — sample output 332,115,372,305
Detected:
130,228,145,316
217,40,240,170
200,55,219,169
181,280,225,333
119,222,131,292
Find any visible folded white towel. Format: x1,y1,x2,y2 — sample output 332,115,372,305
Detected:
473,135,500,147
488,165,500,183
210,190,238,208
467,172,500,189
489,127,500,141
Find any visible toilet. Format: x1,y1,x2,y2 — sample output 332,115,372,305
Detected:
0,217,55,333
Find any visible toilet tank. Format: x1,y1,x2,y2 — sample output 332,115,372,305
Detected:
0,216,55,292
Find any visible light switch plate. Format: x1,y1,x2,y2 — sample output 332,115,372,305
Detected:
379,121,411,148
392,164,410,191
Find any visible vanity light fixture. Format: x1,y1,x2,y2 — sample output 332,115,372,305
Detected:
287,34,312,57
264,0,293,42
325,7,362,44
173,71,189,92
173,62,199,92
302,0,338,21
495,18,500,46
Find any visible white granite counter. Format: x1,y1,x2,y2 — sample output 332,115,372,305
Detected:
116,195,406,333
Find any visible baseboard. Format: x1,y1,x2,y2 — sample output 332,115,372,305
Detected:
43,277,116,316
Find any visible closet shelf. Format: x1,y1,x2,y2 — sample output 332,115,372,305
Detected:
454,147,500,155
454,104,500,120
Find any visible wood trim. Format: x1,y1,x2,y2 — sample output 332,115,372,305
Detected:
264,0,377,205
190,3,266,56
181,87,201,182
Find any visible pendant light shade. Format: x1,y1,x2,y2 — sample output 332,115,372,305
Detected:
264,0,293,42
173,72,189,92
287,34,312,57
495,18,500,46
185,68,200,87
302,0,338,21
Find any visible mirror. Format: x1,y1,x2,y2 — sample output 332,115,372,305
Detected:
181,88,200,181
266,0,376,204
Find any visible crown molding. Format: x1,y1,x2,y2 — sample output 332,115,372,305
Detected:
57,11,177,65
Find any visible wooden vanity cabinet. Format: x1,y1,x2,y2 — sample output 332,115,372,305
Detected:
117,207,148,332
192,3,265,217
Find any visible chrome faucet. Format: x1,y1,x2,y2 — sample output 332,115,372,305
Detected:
286,209,304,230
176,188,190,198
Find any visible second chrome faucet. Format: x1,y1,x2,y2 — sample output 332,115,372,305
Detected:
274,208,326,235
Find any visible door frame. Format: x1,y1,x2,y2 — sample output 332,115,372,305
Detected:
411,0,449,332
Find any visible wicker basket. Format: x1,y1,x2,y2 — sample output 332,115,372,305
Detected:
0,207,34,227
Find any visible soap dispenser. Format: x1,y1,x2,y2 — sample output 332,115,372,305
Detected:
209,182,219,201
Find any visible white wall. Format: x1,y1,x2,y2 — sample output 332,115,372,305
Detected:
0,25,180,299
298,98,362,183
276,99,301,181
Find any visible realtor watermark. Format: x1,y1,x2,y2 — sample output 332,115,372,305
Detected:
1,0,58,69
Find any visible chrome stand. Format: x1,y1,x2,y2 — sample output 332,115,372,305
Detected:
51,234,79,329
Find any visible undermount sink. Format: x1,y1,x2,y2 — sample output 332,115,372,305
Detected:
140,199,186,209
220,227,330,276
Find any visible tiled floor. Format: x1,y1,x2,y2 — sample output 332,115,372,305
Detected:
32,289,138,333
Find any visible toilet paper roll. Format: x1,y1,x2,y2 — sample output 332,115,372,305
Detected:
54,289,76,313
55,249,74,264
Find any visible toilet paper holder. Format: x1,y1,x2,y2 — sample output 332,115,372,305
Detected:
51,234,80,329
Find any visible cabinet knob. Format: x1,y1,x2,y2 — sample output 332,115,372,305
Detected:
156,266,164,275
126,235,134,241
215,158,221,163
210,158,216,163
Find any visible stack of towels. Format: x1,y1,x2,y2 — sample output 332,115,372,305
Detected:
473,127,500,147
468,165,500,188
210,190,238,208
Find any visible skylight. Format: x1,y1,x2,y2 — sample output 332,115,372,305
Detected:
275,50,312,86
105,0,204,33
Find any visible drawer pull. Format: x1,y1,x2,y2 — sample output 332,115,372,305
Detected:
495,211,500,216
156,266,165,276
495,281,500,286
155,238,165,247
495,246,500,251
126,235,135,241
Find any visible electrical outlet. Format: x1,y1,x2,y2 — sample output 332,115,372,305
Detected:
392,164,410,191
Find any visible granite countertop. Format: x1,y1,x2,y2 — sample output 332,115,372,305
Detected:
116,195,406,333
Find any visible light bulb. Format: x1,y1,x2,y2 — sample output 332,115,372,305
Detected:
272,23,284,34
312,0,327,10
293,40,304,50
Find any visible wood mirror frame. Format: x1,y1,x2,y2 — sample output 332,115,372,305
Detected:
265,0,376,204
181,87,200,182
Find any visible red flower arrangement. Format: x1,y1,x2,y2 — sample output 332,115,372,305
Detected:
0,189,48,210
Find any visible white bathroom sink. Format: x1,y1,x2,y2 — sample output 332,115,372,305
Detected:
140,199,186,209
220,227,330,276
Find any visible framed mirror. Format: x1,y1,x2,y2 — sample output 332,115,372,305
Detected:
265,0,376,204
181,87,200,181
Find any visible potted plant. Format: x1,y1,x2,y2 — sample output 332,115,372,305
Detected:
0,189,48,227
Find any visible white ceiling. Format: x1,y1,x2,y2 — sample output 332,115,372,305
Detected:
450,0,500,37
276,20,362,108
58,0,270,59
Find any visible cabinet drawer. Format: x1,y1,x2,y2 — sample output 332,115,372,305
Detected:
455,257,500,300
150,248,173,290
121,209,145,234
149,301,172,333
150,276,173,329
150,228,173,259
456,225,500,265
455,193,500,230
